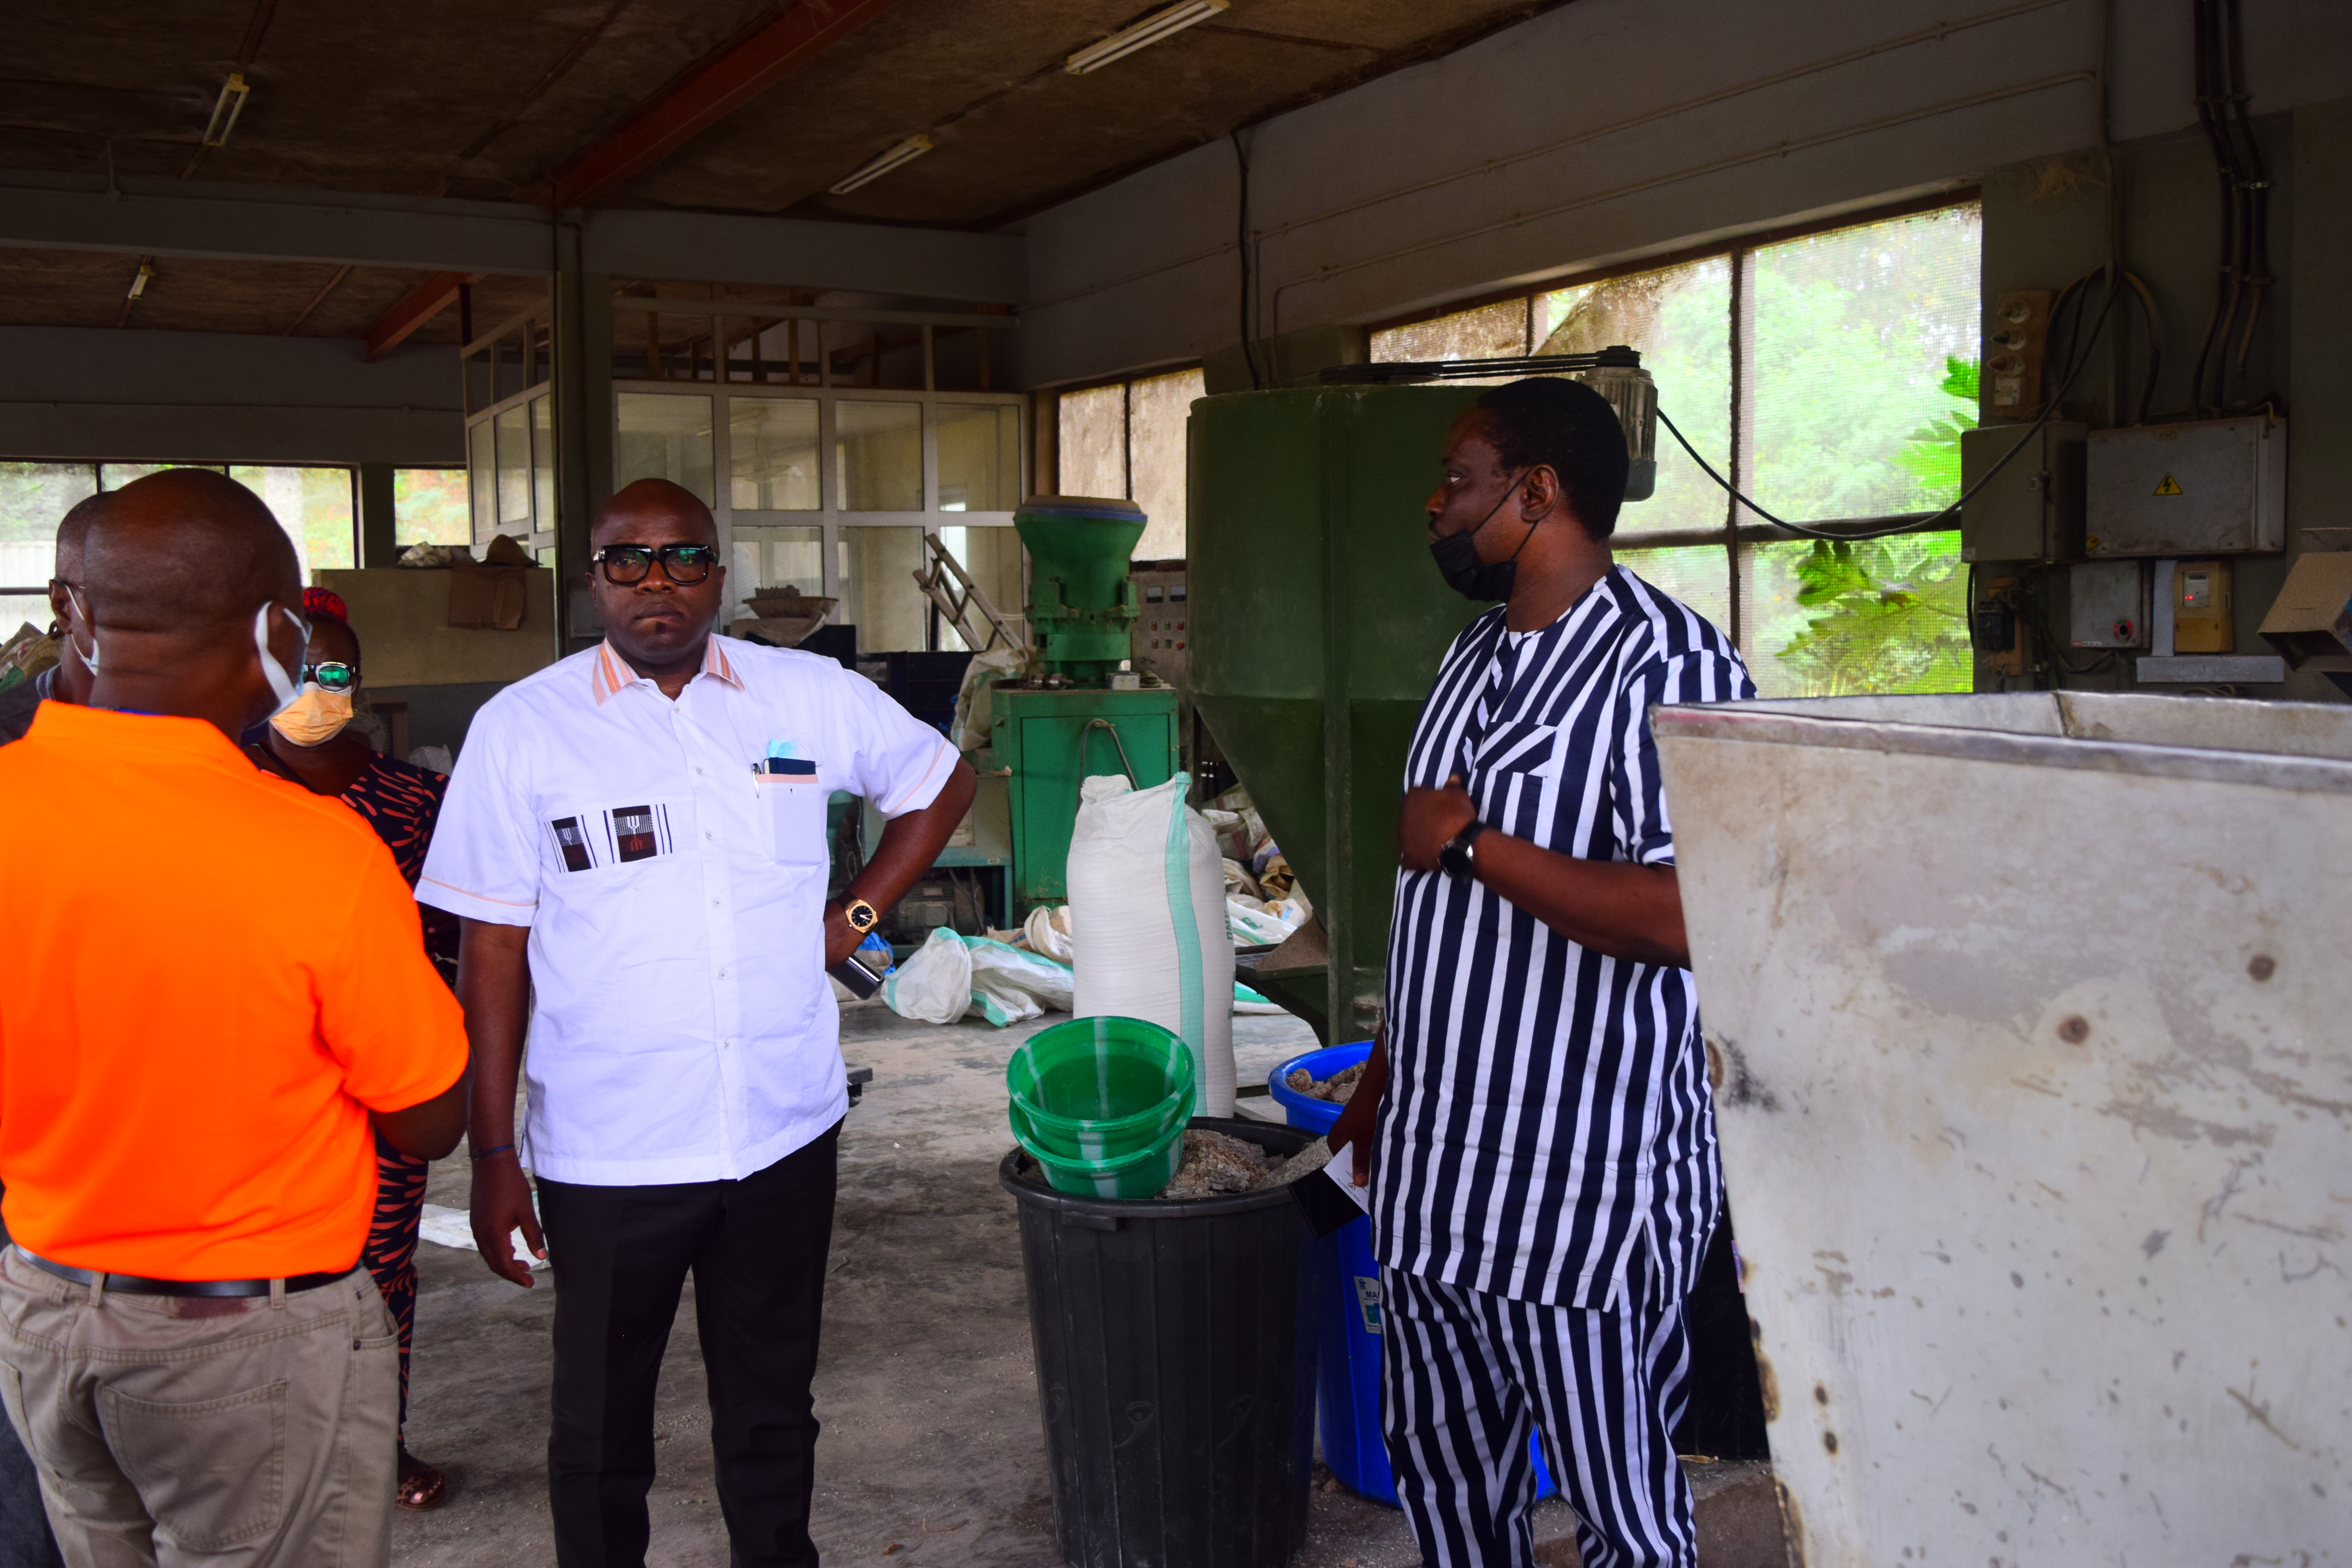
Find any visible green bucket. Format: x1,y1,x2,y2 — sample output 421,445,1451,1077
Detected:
1017,1114,1188,1200
1006,1017,1196,1163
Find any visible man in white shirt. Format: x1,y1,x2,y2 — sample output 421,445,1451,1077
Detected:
420,478,975,1567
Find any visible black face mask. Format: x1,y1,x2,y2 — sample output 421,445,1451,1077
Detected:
1428,468,1535,602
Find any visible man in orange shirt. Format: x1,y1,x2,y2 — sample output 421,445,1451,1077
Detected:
0,470,470,1568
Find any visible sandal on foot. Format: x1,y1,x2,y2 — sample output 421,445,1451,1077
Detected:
396,1446,448,1511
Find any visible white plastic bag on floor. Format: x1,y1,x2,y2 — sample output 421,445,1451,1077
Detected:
1067,773,1238,1116
880,927,973,1024
967,936,1074,1026
882,927,1076,1027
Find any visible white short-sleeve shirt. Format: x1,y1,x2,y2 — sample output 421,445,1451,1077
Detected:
419,636,956,1185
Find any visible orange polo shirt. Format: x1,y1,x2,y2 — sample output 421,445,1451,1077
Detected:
0,702,468,1279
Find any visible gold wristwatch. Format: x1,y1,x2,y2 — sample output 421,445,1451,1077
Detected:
840,897,880,935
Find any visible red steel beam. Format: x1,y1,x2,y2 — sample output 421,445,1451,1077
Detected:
365,0,904,360
364,270,480,362
542,0,906,207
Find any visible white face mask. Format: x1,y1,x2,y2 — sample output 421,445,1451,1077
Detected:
62,585,99,673
255,602,311,722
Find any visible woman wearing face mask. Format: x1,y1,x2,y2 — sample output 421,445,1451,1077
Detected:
247,586,459,1513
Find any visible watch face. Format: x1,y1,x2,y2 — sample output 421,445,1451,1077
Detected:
847,901,877,931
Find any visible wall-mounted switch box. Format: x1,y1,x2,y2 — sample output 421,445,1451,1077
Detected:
1960,420,2085,562
2069,559,2149,648
1986,289,2053,416
2085,416,2286,557
2171,559,2232,653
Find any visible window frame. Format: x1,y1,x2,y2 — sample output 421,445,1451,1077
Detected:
1368,189,1982,652
0,460,363,592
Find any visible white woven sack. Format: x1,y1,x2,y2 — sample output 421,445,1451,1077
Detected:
1067,773,1237,1116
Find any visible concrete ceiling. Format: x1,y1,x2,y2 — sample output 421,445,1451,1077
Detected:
3,0,1568,337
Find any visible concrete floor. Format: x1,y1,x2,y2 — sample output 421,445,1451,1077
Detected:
383,1003,1733,1566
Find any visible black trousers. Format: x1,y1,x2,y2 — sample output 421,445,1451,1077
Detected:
537,1122,840,1568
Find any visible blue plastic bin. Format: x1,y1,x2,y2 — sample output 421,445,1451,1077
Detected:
1271,1043,1557,1506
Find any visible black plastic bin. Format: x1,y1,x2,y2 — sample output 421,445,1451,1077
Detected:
1000,1117,1316,1568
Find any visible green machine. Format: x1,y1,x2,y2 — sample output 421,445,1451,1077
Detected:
1188,387,1489,1043
990,495,1180,911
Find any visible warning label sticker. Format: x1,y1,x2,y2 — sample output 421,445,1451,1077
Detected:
2154,473,2184,496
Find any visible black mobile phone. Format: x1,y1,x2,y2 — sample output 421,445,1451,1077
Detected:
828,949,887,1000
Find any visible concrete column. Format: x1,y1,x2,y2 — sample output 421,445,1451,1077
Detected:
552,266,613,651
356,463,397,566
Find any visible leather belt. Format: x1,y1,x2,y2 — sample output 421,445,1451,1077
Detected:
20,1251,352,1298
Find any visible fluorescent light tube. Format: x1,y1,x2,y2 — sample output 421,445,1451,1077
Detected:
1066,0,1229,74
203,72,250,148
828,134,936,195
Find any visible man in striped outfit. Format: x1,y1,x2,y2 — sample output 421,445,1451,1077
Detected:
1329,376,1755,1568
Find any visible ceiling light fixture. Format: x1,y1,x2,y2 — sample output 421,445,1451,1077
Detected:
202,72,252,148
126,261,154,301
828,133,936,195
1065,0,1229,75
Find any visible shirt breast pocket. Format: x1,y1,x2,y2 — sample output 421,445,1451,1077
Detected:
757,775,829,867
1474,719,1564,781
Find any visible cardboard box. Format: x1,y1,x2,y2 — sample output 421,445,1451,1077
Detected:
2257,552,2352,671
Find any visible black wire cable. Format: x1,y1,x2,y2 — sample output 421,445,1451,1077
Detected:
1231,133,1262,392
2221,0,2270,384
1655,281,2120,543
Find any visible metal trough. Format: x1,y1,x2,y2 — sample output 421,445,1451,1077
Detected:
1651,691,2352,1566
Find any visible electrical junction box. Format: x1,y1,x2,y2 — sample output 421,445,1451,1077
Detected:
2069,559,2149,648
2171,559,2232,653
2085,416,2286,557
1960,421,2085,562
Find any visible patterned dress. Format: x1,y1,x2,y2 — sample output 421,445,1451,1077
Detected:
336,754,459,1436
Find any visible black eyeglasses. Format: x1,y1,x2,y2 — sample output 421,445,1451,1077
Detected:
593,543,720,586
305,661,358,693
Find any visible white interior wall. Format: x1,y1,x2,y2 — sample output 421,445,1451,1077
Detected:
1015,0,2352,388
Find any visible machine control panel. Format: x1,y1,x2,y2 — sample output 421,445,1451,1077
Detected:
1131,564,1189,688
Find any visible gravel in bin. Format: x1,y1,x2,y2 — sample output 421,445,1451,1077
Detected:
1155,1127,1335,1199
1287,1062,1365,1103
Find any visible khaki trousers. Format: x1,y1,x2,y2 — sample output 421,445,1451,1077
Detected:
0,1248,398,1568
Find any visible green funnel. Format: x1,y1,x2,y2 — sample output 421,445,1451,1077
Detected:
1014,495,1145,680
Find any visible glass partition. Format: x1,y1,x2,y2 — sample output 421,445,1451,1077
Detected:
838,526,928,651
495,403,532,531
616,392,716,505
937,403,1022,513
731,525,825,625
935,523,1027,652
835,401,922,512
730,397,821,512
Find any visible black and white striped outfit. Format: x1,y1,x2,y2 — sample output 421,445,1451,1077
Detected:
1374,566,1753,1568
